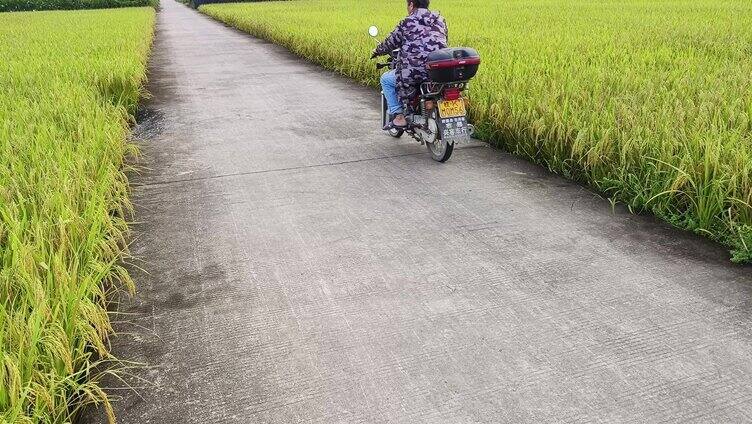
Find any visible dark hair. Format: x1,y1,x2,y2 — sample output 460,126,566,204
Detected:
408,0,430,8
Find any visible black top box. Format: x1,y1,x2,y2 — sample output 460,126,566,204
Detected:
426,47,481,83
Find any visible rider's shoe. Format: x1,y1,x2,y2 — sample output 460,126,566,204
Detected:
383,120,407,130
383,114,408,130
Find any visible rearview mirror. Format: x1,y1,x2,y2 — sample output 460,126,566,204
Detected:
368,26,379,37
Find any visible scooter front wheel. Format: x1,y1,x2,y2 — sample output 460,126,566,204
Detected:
388,128,404,138
381,93,403,138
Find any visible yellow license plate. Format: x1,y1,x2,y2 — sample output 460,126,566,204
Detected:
438,99,466,119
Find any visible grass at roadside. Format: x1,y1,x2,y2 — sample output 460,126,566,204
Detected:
0,7,154,422
202,0,752,263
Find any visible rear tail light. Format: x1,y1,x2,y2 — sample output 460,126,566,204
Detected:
443,87,461,101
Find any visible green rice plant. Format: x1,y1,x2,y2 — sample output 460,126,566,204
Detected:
0,7,154,422
202,0,752,262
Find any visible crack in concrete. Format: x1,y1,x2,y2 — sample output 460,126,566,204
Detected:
134,146,483,188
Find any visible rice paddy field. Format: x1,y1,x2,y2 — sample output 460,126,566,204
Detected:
0,0,154,12
0,7,154,422
201,0,752,263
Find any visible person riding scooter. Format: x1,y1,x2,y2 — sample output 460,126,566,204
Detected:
371,0,448,130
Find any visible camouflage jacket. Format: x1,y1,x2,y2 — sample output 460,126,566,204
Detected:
374,8,448,103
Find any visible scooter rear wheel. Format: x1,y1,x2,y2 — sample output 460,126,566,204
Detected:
427,138,453,162
422,109,453,162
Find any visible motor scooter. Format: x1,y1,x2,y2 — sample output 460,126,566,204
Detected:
369,25,480,162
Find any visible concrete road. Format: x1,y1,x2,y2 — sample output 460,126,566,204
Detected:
100,1,752,422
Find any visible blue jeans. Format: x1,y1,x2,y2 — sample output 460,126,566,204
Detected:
380,70,403,116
